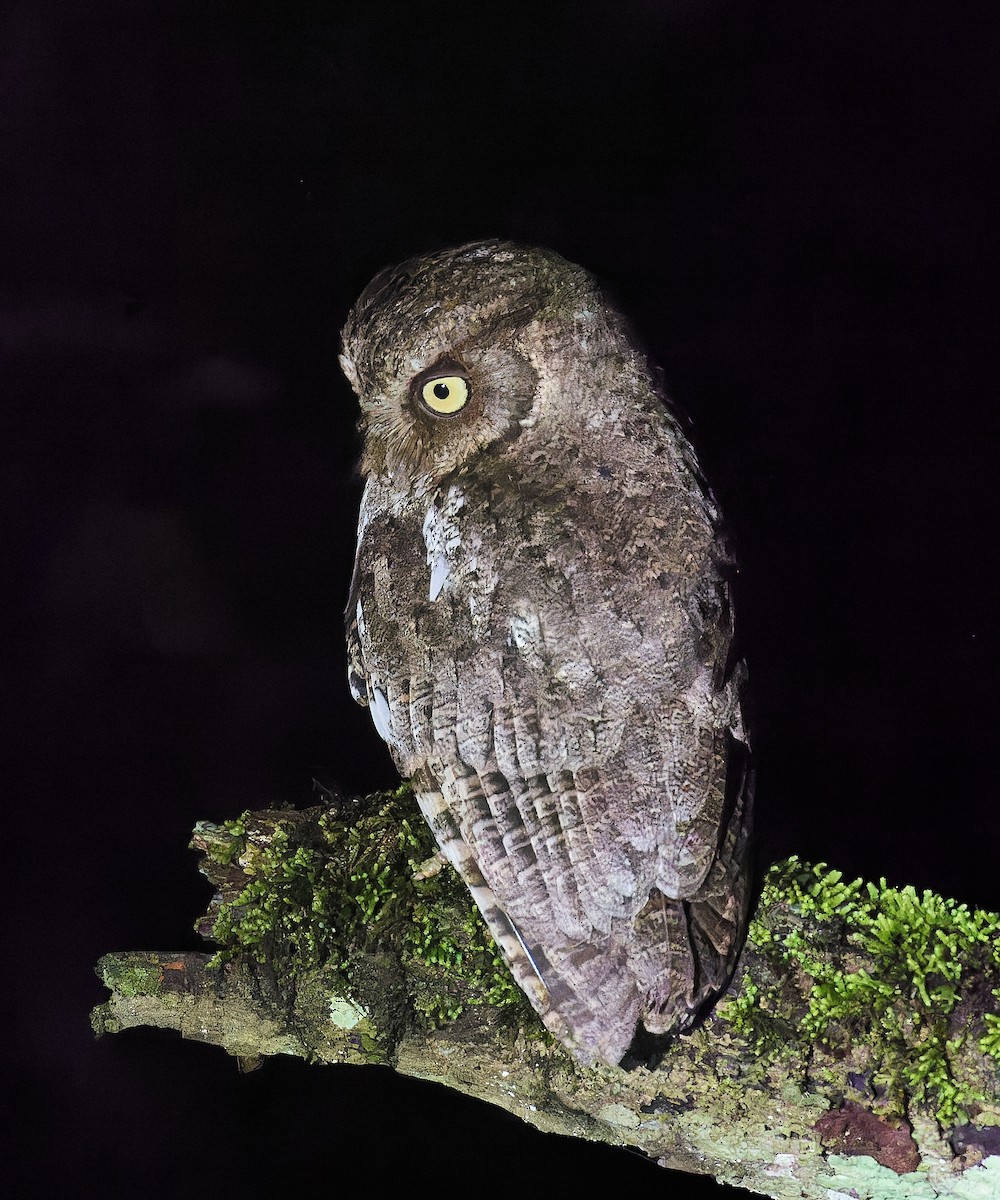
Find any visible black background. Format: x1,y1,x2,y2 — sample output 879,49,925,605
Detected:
6,2,999,1196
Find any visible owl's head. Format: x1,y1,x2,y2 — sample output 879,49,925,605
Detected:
339,240,643,488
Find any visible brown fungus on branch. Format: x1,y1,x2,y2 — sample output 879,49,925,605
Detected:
814,1100,921,1174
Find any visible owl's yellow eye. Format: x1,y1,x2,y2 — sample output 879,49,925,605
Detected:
419,375,469,416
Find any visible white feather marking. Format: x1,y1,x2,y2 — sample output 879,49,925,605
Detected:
422,486,465,602
428,555,448,602
338,354,358,389
369,686,393,744
508,917,548,989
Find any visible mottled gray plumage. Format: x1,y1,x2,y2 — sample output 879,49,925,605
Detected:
339,240,753,1066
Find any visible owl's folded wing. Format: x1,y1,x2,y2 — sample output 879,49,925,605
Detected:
346,483,751,1063
402,569,751,1063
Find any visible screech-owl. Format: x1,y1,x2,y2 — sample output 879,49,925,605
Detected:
339,240,753,1066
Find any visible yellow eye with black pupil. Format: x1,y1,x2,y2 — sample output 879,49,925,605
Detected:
420,375,469,415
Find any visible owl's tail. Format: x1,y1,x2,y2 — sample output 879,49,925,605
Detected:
634,743,755,1042
449,863,745,1067
416,742,754,1068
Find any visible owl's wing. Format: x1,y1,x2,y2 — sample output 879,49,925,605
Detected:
405,552,752,1065
348,473,751,1064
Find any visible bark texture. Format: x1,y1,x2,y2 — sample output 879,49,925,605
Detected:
92,789,1000,1199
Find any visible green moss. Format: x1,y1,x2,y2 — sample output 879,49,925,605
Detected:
981,989,1000,1061
721,857,1000,1124
99,956,164,999
200,785,527,1033
200,809,1000,1107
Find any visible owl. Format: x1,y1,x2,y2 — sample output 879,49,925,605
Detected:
339,240,753,1067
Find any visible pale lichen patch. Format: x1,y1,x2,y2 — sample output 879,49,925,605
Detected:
329,997,366,1030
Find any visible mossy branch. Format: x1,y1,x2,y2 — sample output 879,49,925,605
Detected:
93,785,1000,1199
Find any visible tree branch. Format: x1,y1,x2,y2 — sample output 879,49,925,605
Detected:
92,787,1000,1198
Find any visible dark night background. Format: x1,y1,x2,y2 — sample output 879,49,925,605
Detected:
5,2,999,1196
